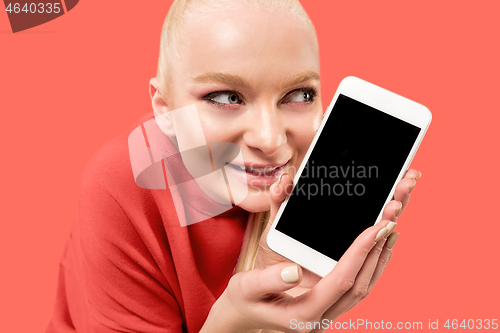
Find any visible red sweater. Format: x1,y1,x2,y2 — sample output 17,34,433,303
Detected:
46,113,249,332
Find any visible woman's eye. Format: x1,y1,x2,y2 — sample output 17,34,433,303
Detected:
205,92,242,105
284,89,315,103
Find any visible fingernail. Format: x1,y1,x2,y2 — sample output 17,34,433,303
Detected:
375,228,390,242
415,171,422,180
395,201,403,218
276,172,288,187
386,232,399,249
384,222,397,239
408,178,417,194
281,265,299,284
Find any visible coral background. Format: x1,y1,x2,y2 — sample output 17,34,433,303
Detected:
1,1,499,331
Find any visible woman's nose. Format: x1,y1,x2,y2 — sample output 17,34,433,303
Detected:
243,104,287,156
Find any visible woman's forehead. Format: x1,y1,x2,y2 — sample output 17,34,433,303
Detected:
174,4,319,86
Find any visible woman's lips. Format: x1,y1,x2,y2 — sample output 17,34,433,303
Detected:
226,161,288,186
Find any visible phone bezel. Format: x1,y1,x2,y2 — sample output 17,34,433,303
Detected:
266,76,432,277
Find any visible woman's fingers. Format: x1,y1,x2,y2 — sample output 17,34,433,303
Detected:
404,168,421,180
394,177,415,204
297,222,392,316
367,232,398,292
226,263,304,331
339,221,395,300
234,262,303,300
310,242,389,330
381,200,403,221
217,263,303,332
310,231,399,330
393,169,421,215
341,231,399,317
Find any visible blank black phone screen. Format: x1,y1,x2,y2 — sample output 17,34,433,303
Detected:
275,94,421,261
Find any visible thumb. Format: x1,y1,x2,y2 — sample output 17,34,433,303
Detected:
269,172,293,225
259,173,293,245
235,263,302,300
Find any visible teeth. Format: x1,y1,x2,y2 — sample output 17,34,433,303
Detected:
247,166,273,173
230,164,283,173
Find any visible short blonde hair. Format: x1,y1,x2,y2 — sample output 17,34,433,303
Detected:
156,0,316,96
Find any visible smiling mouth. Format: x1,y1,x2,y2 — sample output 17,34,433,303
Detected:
226,161,288,177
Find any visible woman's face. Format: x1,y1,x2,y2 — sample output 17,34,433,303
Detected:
164,4,322,212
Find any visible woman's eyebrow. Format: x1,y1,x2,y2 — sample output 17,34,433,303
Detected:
193,72,248,87
192,70,320,89
280,70,320,89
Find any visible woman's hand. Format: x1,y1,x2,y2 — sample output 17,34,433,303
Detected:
255,169,420,291
201,170,421,333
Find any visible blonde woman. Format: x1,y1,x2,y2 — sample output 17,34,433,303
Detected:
46,1,420,332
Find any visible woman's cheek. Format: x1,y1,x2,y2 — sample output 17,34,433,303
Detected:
292,122,319,170
197,106,243,141
297,123,318,150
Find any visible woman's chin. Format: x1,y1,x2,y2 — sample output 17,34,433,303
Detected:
236,188,271,213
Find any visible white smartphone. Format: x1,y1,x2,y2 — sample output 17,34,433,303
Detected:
266,76,432,277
